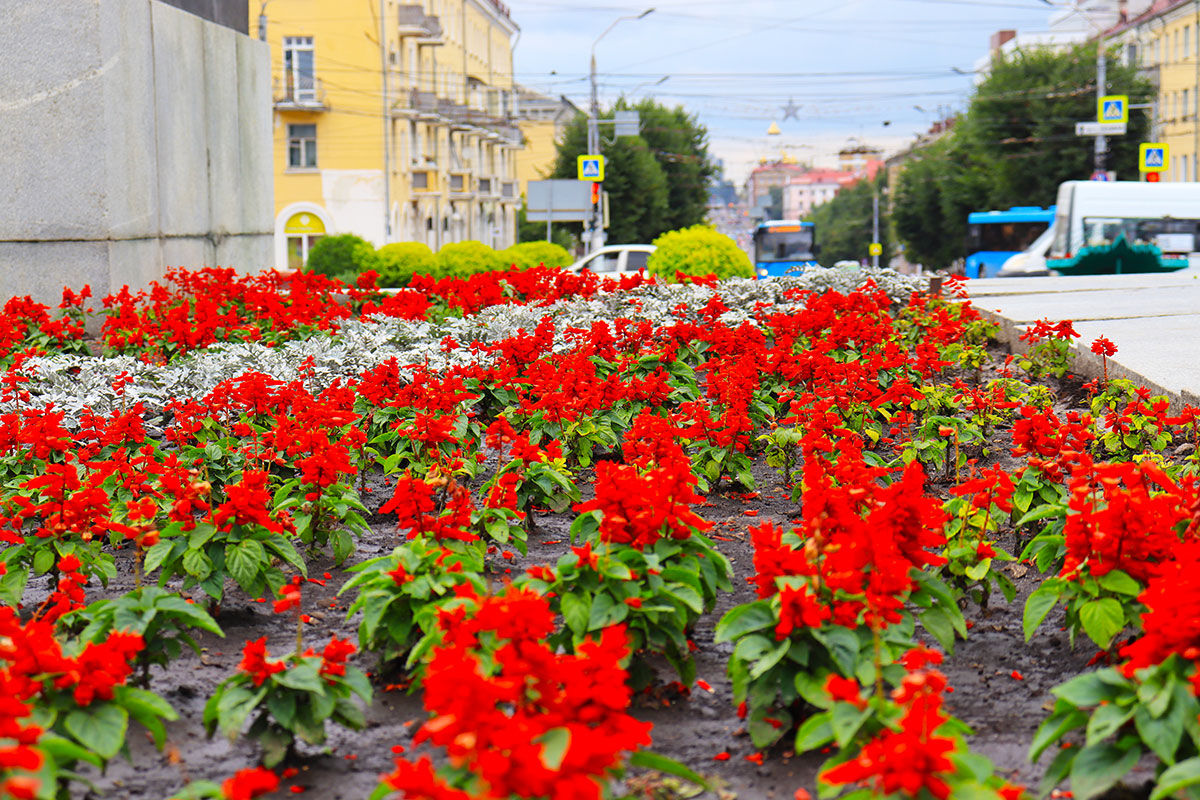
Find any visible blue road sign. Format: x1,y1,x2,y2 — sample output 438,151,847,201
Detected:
1139,142,1169,172
577,155,605,181
1098,95,1129,124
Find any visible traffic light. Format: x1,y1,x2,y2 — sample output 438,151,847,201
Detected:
1147,172,1161,182
591,182,601,204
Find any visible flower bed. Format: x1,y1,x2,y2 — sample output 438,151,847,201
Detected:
0,265,1195,800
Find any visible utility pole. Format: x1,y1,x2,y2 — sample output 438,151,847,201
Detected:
588,51,601,254
588,9,653,254
1095,30,1107,174
380,0,392,242
871,190,880,268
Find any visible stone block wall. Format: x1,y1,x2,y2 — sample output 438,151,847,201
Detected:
0,0,273,305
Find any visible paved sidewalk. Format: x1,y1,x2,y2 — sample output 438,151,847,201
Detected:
965,270,1200,408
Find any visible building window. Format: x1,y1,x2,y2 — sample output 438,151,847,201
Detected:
283,211,325,269
1187,88,1192,120
283,36,316,103
288,124,317,168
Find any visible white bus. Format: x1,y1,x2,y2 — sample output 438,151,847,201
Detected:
1050,180,1200,262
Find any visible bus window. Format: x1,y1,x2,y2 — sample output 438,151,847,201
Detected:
755,230,814,262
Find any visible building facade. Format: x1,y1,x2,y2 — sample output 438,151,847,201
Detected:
257,0,522,268
0,0,273,305
513,87,580,197
1109,0,1200,181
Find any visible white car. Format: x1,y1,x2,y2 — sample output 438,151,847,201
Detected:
568,245,656,276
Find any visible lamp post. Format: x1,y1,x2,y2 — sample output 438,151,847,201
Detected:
588,8,654,253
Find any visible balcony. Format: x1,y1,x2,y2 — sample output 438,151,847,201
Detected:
274,77,328,112
397,5,443,41
448,172,473,197
411,169,438,194
392,89,440,119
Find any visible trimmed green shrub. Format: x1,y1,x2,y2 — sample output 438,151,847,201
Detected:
647,225,754,282
437,241,505,277
306,234,381,279
377,242,438,286
502,241,571,271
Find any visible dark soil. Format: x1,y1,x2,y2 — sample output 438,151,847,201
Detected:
74,358,1141,800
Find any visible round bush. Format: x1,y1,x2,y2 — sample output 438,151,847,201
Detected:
647,225,754,282
437,241,505,277
376,242,438,286
502,241,571,271
305,234,381,279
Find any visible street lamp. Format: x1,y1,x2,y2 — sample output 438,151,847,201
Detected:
588,8,654,253
628,75,669,96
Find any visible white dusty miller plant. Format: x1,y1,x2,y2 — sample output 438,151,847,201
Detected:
6,268,927,430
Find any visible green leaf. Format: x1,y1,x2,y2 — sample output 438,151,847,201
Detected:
748,639,791,681
537,727,571,771
1085,702,1134,744
920,606,957,653
831,703,871,748
813,626,859,676
1017,504,1067,526
225,540,265,592
1053,670,1126,708
1135,683,1190,764
1150,756,1200,800
1096,569,1141,596
964,558,991,581
629,750,710,790
587,592,628,631
64,704,129,761
1079,597,1124,650
560,592,590,636
714,601,775,644
1023,583,1060,642
274,661,325,694
32,547,54,576
748,707,792,749
182,548,213,580
1029,705,1088,762
142,539,175,576
1068,742,1139,800
795,713,834,752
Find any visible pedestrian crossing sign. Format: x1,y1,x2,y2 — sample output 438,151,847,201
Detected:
577,155,605,182
1139,142,1169,172
1098,95,1128,124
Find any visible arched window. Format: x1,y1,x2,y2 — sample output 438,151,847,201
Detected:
283,211,326,268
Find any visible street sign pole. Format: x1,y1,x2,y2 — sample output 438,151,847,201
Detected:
871,192,879,268
1095,34,1106,174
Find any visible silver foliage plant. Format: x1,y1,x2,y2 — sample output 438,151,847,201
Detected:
5,268,927,430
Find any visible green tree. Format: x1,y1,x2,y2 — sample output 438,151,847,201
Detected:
808,175,891,264
892,41,1154,269
551,99,716,243
618,98,717,231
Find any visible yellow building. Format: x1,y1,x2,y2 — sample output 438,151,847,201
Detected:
513,87,580,196
255,0,522,268
1113,1,1200,181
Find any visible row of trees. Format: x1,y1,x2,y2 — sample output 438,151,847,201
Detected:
813,42,1154,269
520,98,718,246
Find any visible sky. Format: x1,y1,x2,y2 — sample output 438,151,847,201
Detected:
507,0,1065,183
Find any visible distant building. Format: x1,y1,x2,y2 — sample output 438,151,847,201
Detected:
1107,0,1200,181
0,0,273,304
258,0,523,267
743,159,807,217
513,88,580,196
837,140,884,174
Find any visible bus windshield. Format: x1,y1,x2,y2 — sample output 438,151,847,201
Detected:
756,229,814,262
